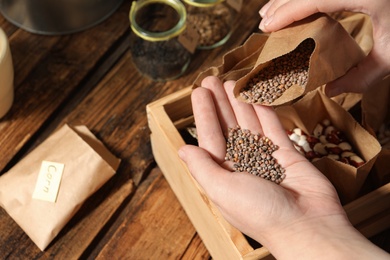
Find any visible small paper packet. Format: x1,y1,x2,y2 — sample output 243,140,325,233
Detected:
0,124,120,250
234,13,366,106
275,89,381,203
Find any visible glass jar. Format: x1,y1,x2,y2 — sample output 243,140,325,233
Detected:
182,0,238,50
129,0,192,81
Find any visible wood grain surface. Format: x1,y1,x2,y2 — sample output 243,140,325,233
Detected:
0,1,389,259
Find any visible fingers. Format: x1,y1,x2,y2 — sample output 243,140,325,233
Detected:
259,0,320,32
201,76,263,134
258,0,390,96
253,105,294,150
200,76,237,134
178,145,233,203
259,0,287,19
224,80,263,134
191,86,227,162
178,145,279,215
259,0,273,18
325,48,389,97
259,0,365,32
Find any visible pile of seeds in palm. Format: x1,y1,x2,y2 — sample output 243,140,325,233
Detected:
225,126,286,184
240,38,315,104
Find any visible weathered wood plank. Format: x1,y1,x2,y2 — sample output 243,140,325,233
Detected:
0,1,132,172
95,168,207,260
181,234,212,260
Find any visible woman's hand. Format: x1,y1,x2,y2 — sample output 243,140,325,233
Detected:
179,76,389,259
259,0,390,97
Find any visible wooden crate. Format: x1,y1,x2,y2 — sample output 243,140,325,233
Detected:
147,86,390,260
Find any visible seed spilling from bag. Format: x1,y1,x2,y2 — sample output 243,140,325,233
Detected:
225,126,286,184
240,38,315,104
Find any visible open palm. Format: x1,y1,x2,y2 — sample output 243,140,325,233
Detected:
179,76,349,248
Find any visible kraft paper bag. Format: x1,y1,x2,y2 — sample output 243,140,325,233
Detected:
327,13,373,110
234,13,366,106
192,13,369,110
371,149,390,187
338,13,373,55
361,77,390,138
0,124,121,251
192,33,269,88
275,89,381,204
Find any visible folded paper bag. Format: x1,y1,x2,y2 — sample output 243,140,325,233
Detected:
0,124,121,251
234,13,366,106
275,89,381,203
192,33,269,87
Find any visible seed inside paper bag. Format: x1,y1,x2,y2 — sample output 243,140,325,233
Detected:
239,39,315,104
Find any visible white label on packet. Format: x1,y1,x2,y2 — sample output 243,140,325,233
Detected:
178,23,199,54
32,161,65,203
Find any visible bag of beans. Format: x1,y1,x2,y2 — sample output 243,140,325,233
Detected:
0,124,120,250
275,89,381,204
234,13,366,106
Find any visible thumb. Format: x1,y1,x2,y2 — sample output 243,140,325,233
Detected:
325,50,388,97
178,145,230,201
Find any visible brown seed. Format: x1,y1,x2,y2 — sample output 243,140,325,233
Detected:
240,39,314,104
225,126,285,184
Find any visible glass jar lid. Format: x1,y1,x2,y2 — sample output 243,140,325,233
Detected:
182,0,225,7
129,0,187,42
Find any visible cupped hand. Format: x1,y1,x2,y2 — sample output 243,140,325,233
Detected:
179,76,351,256
258,0,390,97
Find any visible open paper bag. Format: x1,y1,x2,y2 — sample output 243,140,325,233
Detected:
192,33,269,87
193,13,373,110
234,13,365,106
0,124,120,250
275,89,381,203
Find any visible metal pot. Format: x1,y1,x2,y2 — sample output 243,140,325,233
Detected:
0,0,123,35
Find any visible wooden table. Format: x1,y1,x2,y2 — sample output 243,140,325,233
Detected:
0,1,389,259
